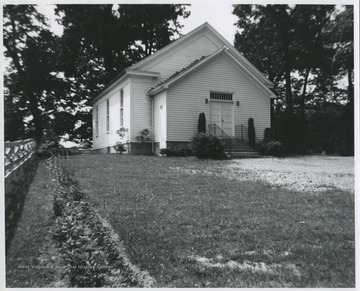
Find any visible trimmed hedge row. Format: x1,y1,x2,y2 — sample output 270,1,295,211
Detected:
48,157,148,287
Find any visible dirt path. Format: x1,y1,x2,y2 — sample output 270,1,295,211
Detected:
227,156,354,193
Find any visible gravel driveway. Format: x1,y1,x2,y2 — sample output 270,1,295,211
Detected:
226,156,354,193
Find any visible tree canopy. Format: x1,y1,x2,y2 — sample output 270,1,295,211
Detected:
4,4,190,143
4,5,73,142
233,4,354,154
4,4,354,155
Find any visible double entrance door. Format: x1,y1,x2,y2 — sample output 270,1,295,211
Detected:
210,101,234,136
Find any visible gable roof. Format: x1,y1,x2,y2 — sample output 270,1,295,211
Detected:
148,55,208,93
131,22,273,88
148,46,276,98
91,22,274,105
90,68,159,105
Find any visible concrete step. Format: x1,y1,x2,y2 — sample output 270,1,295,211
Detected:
78,149,98,154
225,147,254,152
226,151,260,158
223,139,252,147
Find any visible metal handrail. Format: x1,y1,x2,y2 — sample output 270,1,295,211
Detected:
207,123,232,156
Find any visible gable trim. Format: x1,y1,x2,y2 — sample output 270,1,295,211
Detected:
148,47,276,98
204,24,274,88
130,22,210,71
126,69,160,77
91,69,159,105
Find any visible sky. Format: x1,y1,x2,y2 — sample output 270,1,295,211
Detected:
178,1,238,44
36,1,239,44
35,0,356,45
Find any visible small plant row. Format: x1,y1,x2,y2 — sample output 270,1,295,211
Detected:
48,157,147,287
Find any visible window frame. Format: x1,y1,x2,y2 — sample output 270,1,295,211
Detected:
106,99,110,133
120,89,124,128
210,91,233,101
95,106,99,137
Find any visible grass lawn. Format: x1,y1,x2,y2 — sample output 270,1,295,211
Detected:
69,154,354,287
6,161,62,287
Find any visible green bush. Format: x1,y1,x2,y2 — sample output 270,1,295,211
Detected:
259,140,286,156
248,118,256,148
264,127,274,141
113,142,127,154
159,147,193,157
135,128,151,143
191,133,226,159
197,112,206,133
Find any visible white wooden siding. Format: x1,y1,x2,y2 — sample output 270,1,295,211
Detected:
92,81,130,150
166,52,271,142
153,91,167,143
142,35,220,84
129,75,155,142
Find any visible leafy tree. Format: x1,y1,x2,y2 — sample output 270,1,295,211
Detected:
324,6,354,155
55,4,190,95
233,5,298,150
3,5,73,142
4,5,46,141
4,4,189,144
54,4,190,142
4,71,26,141
233,4,353,154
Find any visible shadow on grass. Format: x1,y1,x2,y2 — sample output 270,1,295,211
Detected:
5,157,39,252
69,155,355,288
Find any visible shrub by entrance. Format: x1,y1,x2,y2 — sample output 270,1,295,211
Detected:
191,133,226,159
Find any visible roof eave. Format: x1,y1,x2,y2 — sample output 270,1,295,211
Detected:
222,51,276,98
126,69,160,77
205,23,274,88
148,47,227,95
90,70,127,105
148,85,168,97
130,22,209,70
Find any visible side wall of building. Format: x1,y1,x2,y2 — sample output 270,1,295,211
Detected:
92,80,130,152
153,91,167,146
129,75,155,144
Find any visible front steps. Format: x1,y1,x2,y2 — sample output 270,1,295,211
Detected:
223,138,259,158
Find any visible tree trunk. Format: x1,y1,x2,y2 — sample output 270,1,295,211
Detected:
345,68,354,155
27,92,44,142
299,67,310,153
275,6,295,151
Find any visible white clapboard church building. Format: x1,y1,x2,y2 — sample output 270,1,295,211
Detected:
91,22,276,154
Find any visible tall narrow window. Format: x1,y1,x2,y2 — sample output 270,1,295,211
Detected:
120,89,124,127
95,106,99,137
106,99,110,132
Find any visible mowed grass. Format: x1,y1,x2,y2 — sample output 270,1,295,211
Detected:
6,161,59,287
70,155,354,287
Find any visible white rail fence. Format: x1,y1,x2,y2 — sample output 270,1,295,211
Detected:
5,139,37,178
